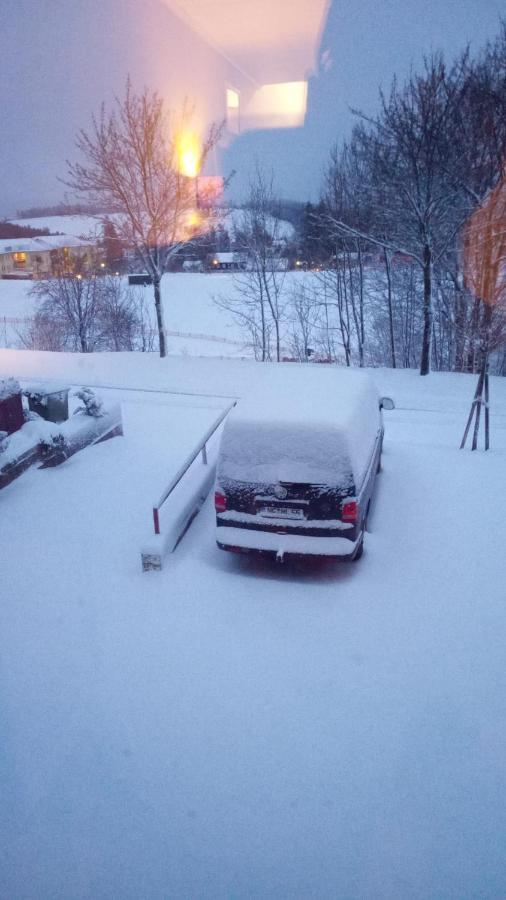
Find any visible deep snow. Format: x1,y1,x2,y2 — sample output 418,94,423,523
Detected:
1,349,506,899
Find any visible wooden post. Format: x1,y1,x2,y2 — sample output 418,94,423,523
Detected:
471,360,485,451
460,366,485,450
153,507,160,535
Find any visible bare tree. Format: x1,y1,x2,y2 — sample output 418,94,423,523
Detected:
288,280,320,361
65,81,222,356
98,276,143,350
324,57,469,374
24,272,154,353
237,167,288,361
216,167,288,361
29,270,104,352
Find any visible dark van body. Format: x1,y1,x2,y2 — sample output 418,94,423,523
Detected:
214,369,393,562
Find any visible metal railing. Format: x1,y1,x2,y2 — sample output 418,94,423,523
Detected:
152,400,236,535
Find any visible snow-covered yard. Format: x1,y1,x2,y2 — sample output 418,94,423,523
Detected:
1,349,505,898
0,272,263,357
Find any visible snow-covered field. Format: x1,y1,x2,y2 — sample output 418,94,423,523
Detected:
1,346,506,898
0,210,296,358
0,272,263,356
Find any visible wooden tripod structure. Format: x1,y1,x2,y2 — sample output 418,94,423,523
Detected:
460,170,506,451
460,351,490,451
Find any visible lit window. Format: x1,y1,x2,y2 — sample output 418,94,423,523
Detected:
244,81,308,129
13,252,27,269
226,88,240,134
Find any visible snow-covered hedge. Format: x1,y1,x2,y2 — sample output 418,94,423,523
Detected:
0,377,21,401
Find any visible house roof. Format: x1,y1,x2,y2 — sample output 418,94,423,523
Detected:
211,252,237,262
0,235,94,255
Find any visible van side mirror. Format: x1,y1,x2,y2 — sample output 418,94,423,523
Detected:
380,397,395,410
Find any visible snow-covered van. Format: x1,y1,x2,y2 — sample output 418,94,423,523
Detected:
214,368,394,561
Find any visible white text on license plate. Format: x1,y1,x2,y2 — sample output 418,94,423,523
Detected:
261,506,304,520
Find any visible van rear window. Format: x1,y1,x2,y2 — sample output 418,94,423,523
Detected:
217,421,354,487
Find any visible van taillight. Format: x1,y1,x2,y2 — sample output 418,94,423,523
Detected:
341,499,358,523
215,491,227,513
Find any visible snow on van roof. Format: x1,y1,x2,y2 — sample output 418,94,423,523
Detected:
219,367,381,487
232,366,377,430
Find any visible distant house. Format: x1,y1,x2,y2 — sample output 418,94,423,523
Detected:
0,235,96,279
208,252,245,271
182,258,205,273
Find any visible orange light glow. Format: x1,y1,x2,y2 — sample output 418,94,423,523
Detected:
463,171,506,308
177,132,201,177
187,210,201,228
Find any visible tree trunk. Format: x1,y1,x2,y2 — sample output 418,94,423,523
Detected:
336,268,351,366
260,295,266,361
383,247,396,368
357,242,365,365
274,318,281,362
453,282,466,372
420,243,432,376
153,276,166,358
348,250,364,367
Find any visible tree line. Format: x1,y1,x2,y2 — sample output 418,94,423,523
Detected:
301,25,506,375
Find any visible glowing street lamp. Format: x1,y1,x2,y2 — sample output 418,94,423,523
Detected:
177,132,201,179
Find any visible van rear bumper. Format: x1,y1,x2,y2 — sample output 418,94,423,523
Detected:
216,526,359,559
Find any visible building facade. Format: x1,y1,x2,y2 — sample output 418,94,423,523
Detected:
0,236,96,279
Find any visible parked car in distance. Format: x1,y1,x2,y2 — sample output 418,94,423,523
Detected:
128,272,153,286
215,368,394,562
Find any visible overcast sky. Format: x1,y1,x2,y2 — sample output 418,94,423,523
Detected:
0,0,504,216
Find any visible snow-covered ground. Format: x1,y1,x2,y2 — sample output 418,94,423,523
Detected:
0,272,267,356
1,348,506,898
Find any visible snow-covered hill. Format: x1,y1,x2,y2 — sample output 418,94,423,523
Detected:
13,207,296,243
12,213,104,239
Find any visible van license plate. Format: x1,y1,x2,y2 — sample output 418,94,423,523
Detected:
261,506,304,520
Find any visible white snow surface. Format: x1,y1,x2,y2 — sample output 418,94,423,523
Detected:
1,349,506,899
12,214,104,239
